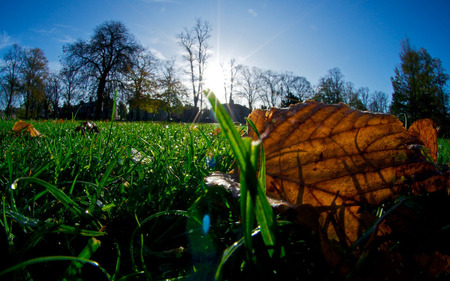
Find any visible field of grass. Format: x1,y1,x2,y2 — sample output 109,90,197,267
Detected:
0,109,449,280
0,119,232,280
0,117,334,280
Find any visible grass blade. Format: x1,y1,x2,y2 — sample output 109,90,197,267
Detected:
98,146,125,190
11,177,84,218
63,237,102,280
215,228,262,280
206,91,248,173
206,90,281,269
0,256,110,279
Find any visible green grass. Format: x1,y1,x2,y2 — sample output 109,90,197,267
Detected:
0,119,241,280
437,138,450,165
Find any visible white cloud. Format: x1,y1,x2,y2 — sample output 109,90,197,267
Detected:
149,48,167,61
248,9,258,17
57,35,76,44
0,31,12,49
31,27,58,36
54,24,76,30
139,0,177,3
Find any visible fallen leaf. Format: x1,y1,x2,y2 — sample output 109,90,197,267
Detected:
408,118,437,162
12,120,41,137
247,101,447,245
75,121,100,134
212,127,222,136
205,171,241,198
415,251,450,277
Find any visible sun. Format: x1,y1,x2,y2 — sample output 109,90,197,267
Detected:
204,62,227,102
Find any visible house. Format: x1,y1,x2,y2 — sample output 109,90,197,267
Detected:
73,97,118,120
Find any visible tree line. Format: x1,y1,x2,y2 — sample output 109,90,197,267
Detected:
0,19,448,135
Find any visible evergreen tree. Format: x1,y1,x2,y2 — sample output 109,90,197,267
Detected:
280,92,299,107
390,39,449,135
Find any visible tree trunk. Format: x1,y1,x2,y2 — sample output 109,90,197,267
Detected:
96,76,107,119
190,61,197,108
25,91,31,119
193,94,198,109
5,90,13,118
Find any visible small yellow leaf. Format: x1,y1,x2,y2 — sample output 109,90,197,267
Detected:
12,120,41,137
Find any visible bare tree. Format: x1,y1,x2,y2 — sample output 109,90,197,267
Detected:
357,87,370,109
0,44,24,118
260,70,282,108
46,72,62,118
222,58,241,104
344,81,366,110
369,91,389,113
60,60,86,111
236,65,262,111
281,72,313,102
178,27,196,106
178,18,211,108
63,20,142,119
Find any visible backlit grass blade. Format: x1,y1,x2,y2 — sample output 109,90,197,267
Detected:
51,224,106,236
206,91,248,173
63,237,102,280
207,92,254,256
0,256,110,279
11,177,84,218
98,146,125,190
111,89,118,122
215,228,262,280
112,242,121,280
247,118,281,257
251,141,277,256
239,138,256,259
130,210,193,275
206,90,280,264
195,125,213,148
105,88,119,148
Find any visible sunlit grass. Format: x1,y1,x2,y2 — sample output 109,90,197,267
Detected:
0,118,237,280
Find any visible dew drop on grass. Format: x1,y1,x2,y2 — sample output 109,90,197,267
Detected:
10,181,17,190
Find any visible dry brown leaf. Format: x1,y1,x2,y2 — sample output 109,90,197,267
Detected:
408,118,438,162
12,120,41,137
247,101,447,245
414,251,450,276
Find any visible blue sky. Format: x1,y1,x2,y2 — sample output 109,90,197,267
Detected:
1,0,449,104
